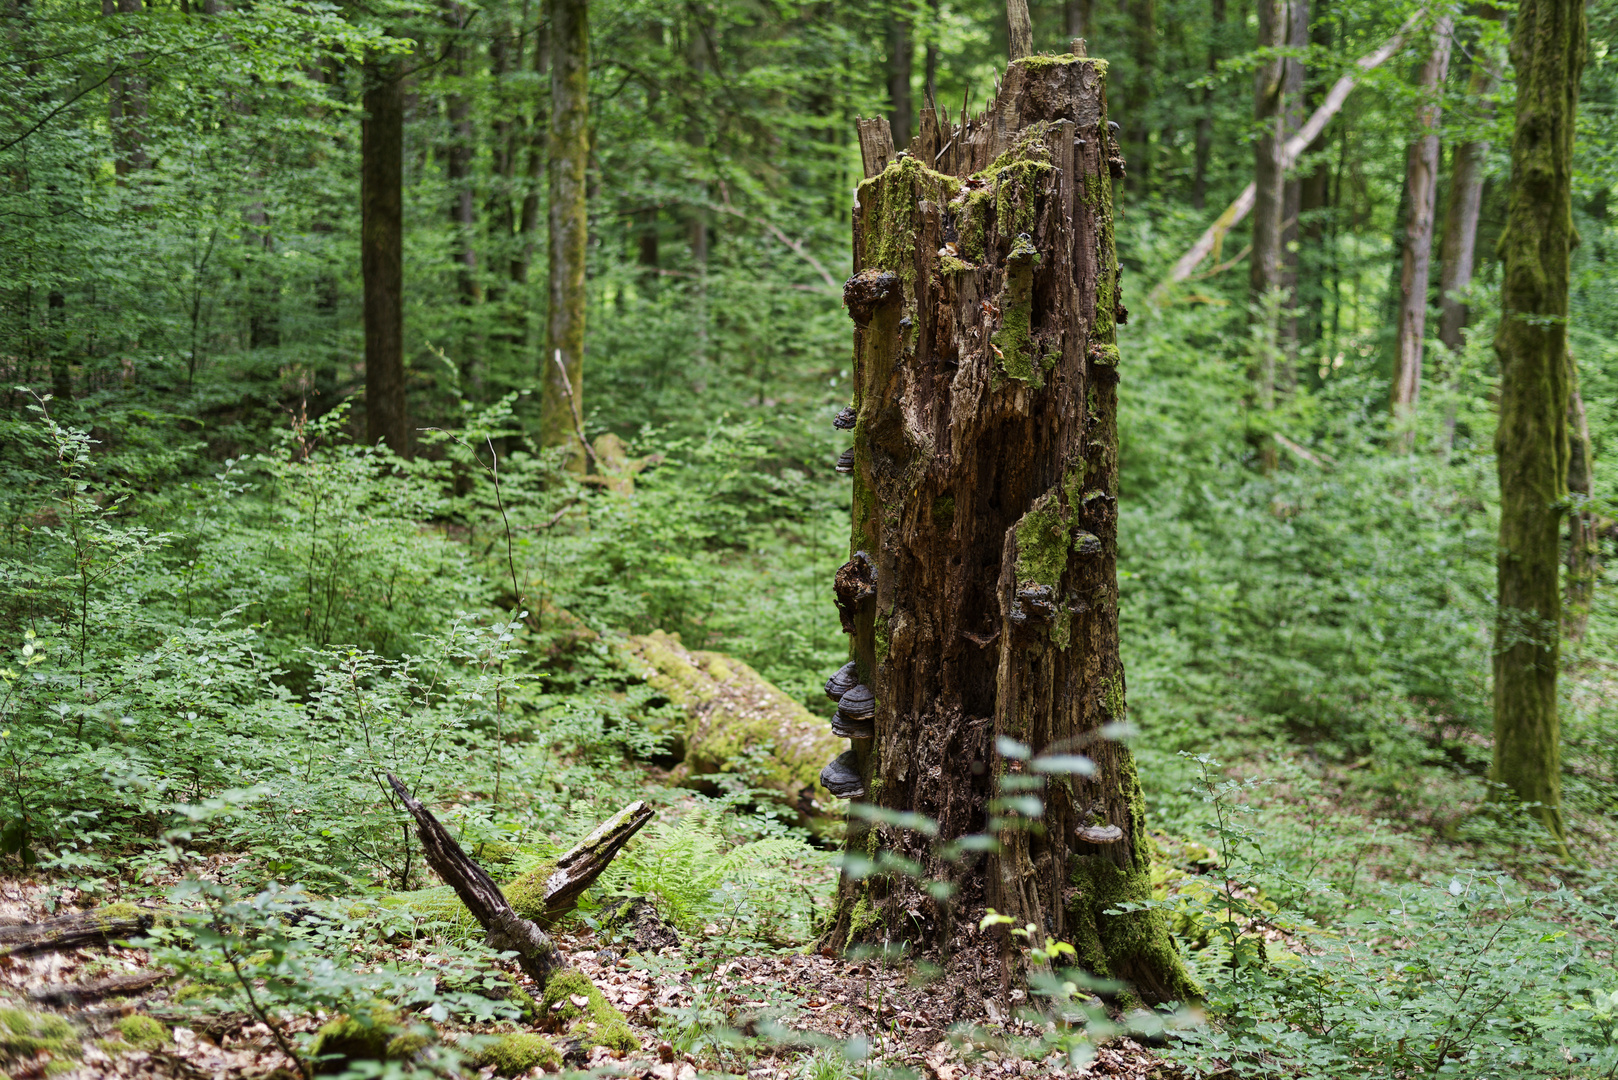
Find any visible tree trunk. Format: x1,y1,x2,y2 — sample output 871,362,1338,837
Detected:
1192,0,1224,210
820,57,1194,1005
1390,14,1453,442
1438,8,1506,352
1006,0,1033,59
1491,0,1584,846
1122,0,1155,187
105,0,148,179
1277,0,1308,361
1249,0,1286,471
1065,0,1090,40
1564,363,1597,644
888,7,914,143
543,0,589,467
363,54,409,457
48,289,70,400
1297,0,1332,348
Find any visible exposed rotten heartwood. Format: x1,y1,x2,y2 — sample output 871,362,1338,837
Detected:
816,52,1194,1003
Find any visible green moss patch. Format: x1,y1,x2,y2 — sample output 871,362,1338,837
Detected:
309,1006,431,1074
0,1007,79,1070
538,970,638,1053
475,1032,561,1076
1015,495,1070,588
114,1014,167,1052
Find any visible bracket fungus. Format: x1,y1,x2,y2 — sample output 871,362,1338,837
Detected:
824,661,859,702
834,406,856,430
1076,823,1124,845
833,551,877,634
820,751,864,799
835,448,856,474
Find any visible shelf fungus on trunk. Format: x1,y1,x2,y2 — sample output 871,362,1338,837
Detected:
834,406,857,430
824,661,859,702
820,750,865,799
835,448,856,474
832,683,877,739
1075,823,1124,845
833,550,877,635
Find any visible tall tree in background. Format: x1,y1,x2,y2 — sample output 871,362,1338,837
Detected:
1192,0,1224,209
1565,360,1598,643
1123,0,1156,185
888,4,914,144
1278,0,1309,357
543,0,589,466
363,51,409,456
1491,0,1584,846
1390,11,1453,441
1249,0,1290,471
105,0,148,179
1438,7,1507,352
1066,0,1090,43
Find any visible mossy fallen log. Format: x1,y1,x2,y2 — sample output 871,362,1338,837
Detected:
617,630,843,828
0,903,154,957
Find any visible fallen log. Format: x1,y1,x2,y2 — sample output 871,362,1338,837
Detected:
503,800,655,925
0,904,154,957
31,969,169,1006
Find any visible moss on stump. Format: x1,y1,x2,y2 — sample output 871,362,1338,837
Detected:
475,1032,562,1076
537,969,638,1053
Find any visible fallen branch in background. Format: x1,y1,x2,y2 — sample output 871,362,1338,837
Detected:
1149,9,1426,306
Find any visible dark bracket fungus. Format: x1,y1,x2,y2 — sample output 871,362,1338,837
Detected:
834,406,857,430
835,683,875,721
1015,583,1058,621
836,448,856,474
820,751,865,799
833,551,877,634
830,713,875,740
824,661,859,702
1075,824,1124,845
842,269,900,325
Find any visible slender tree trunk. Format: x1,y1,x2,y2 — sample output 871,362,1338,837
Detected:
542,0,589,466
1491,0,1584,846
888,6,914,144
1438,8,1506,352
1123,0,1155,187
1065,0,1089,39
1390,14,1453,442
822,56,1194,1005
1006,0,1033,58
105,0,148,179
1249,0,1286,471
48,289,69,400
1192,0,1225,210
363,54,409,457
926,0,941,103
1277,0,1308,362
515,21,548,286
1297,0,1331,348
1564,361,1598,643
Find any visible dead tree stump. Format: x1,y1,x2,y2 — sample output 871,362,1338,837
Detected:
818,55,1194,1004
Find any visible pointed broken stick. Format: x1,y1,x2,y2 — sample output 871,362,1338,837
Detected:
386,775,650,988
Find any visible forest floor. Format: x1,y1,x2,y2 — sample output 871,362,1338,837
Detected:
0,875,1173,1080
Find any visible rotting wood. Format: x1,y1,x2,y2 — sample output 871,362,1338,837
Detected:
820,51,1196,1004
0,907,154,958
529,800,655,924
385,773,567,987
31,969,169,1006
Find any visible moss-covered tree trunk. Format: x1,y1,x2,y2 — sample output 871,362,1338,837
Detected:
541,0,589,469
1491,0,1584,845
820,55,1193,1005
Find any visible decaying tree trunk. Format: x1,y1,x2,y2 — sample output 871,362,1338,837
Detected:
819,54,1194,1004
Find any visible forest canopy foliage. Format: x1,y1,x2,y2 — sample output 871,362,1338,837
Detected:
2,0,1618,1074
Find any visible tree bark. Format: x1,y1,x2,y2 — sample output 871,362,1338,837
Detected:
1122,0,1155,187
543,0,589,468
0,907,154,957
363,53,409,457
821,58,1194,1005
1249,0,1287,470
1438,8,1506,352
1390,14,1453,441
1277,0,1309,360
1192,0,1225,210
105,0,148,179
889,7,915,144
1491,0,1584,846
1005,0,1032,59
1564,360,1597,643
1065,0,1090,40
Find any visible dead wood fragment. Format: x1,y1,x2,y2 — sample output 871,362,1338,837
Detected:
523,800,655,924
385,773,566,988
30,969,168,1005
0,907,154,957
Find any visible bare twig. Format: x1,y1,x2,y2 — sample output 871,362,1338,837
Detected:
551,349,600,471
